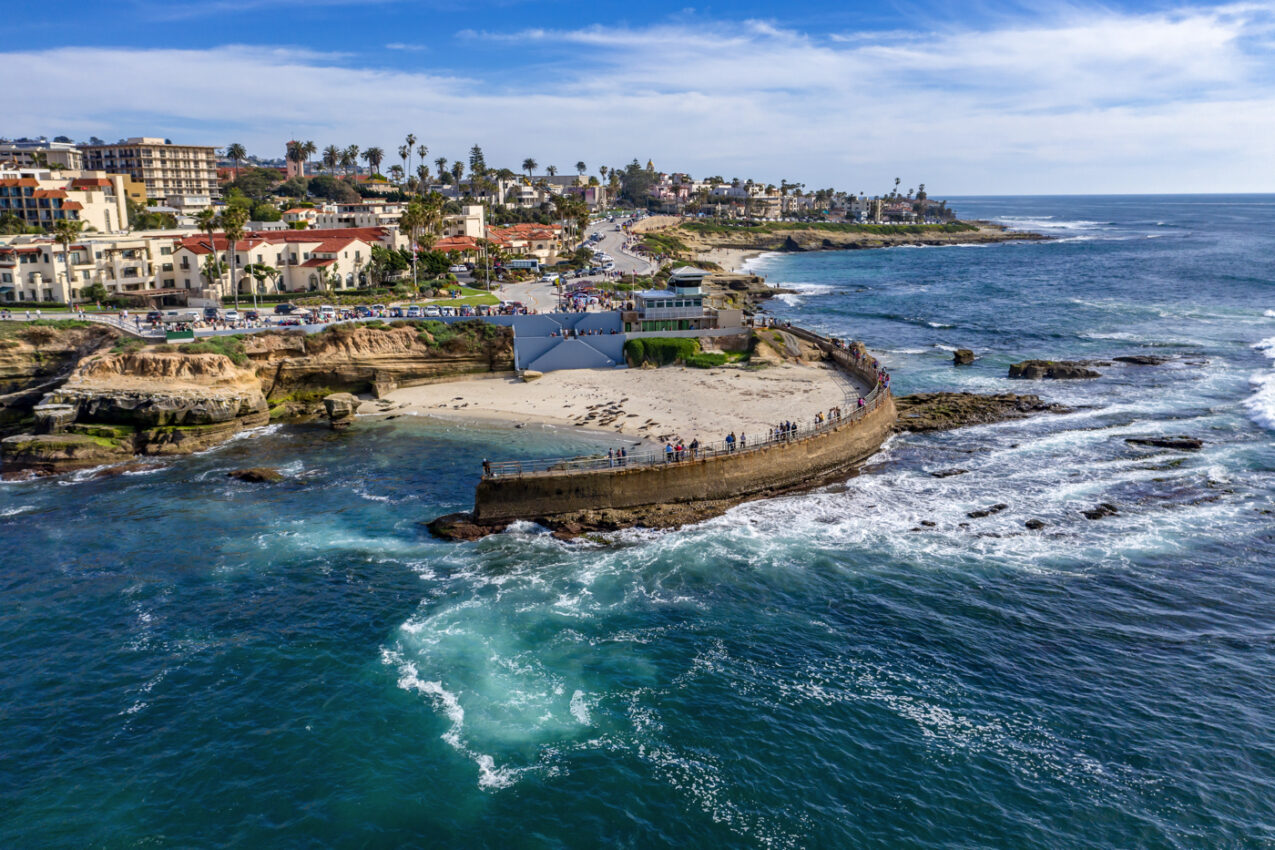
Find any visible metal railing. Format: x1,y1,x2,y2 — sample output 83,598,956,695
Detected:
0,312,165,339
483,372,887,479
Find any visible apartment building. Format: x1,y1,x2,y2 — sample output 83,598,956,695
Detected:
171,227,400,300
0,138,84,170
0,230,186,304
80,138,219,199
0,168,130,233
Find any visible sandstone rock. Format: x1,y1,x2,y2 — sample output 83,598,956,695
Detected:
1,432,131,477
521,370,543,382
323,392,359,430
953,349,975,366
1126,436,1203,451
426,512,508,541
1008,359,1101,380
33,403,77,434
895,393,1067,433
228,467,284,483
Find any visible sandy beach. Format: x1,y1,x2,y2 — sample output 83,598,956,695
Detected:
696,246,763,273
367,361,859,447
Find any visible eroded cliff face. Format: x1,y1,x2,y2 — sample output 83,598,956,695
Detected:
248,323,515,400
0,321,516,477
0,324,119,433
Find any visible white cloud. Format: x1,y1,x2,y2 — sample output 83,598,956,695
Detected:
7,4,1275,193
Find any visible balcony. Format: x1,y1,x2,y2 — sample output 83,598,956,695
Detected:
639,306,713,321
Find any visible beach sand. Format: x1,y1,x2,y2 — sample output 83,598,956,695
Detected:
696,247,763,273
368,361,858,446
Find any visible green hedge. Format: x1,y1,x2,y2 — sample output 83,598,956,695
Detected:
624,337,698,367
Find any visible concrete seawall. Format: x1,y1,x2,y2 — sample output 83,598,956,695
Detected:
472,390,895,524
432,325,898,535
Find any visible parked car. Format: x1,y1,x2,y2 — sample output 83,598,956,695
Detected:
145,311,163,323
405,305,422,318
448,264,468,273
203,306,221,320
439,306,456,317
423,306,442,317
223,310,241,322
244,310,260,320
273,303,296,315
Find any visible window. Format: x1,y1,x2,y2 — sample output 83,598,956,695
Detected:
160,246,172,255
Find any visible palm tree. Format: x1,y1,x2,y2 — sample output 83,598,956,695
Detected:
451,161,465,188
435,157,448,182
389,164,405,185
286,141,305,176
363,147,384,178
302,141,316,172
398,198,429,291
344,145,360,178
404,133,416,177
893,177,901,197
575,161,586,179
522,158,537,178
194,207,222,284
599,165,608,183
416,144,428,172
217,206,249,310
399,145,410,177
226,143,247,180
323,145,341,175
52,218,85,305
546,165,558,177
416,164,431,192
242,263,276,309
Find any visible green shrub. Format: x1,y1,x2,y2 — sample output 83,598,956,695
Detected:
685,352,729,368
624,337,698,367
178,335,248,366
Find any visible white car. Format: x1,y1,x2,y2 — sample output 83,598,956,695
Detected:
423,306,442,317
439,306,456,317
448,264,468,273
223,310,240,321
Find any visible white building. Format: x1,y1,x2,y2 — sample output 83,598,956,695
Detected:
80,137,220,199
0,167,130,233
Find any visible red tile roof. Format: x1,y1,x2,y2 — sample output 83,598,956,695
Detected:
0,178,38,188
300,257,337,267
71,177,112,189
61,201,84,211
434,236,478,252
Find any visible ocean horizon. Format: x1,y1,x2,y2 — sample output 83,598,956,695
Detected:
3,194,1274,848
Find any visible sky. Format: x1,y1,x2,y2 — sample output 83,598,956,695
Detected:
6,0,1275,194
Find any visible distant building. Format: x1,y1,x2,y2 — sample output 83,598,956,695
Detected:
0,167,130,233
0,138,84,170
80,138,219,199
623,267,742,333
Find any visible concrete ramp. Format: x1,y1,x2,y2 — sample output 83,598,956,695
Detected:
526,338,618,372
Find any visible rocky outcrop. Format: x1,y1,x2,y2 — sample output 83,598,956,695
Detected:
667,221,1049,257
1114,355,1170,366
251,322,515,401
1008,359,1101,380
323,392,359,430
0,323,119,435
953,349,975,366
894,392,1067,432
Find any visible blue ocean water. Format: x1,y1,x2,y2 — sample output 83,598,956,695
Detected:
3,196,1274,848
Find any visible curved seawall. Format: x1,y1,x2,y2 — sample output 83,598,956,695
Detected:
436,325,898,535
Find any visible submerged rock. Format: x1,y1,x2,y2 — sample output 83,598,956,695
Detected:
1126,436,1203,451
1082,503,1120,520
1114,355,1171,366
1008,359,1101,380
967,503,1009,519
895,392,1067,432
1025,519,1047,530
228,467,284,483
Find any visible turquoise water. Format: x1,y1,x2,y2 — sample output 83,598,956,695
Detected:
3,196,1274,848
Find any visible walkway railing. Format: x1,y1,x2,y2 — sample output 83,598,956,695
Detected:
0,312,165,339
483,336,889,479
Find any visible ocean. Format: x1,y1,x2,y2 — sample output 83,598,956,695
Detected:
3,196,1274,848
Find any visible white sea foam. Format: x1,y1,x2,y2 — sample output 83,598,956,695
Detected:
1243,336,1275,430
1265,310,1275,319
569,689,592,725
0,505,35,518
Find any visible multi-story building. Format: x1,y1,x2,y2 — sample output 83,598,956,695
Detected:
0,138,85,170
0,168,130,233
0,230,186,304
170,227,402,300
80,138,219,200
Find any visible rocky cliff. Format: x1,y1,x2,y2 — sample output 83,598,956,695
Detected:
0,320,515,478
0,322,119,434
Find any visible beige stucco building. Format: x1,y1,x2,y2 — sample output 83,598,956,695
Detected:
80,138,219,200
0,168,130,233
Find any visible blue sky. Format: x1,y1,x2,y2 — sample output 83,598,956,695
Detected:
8,1,1275,194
